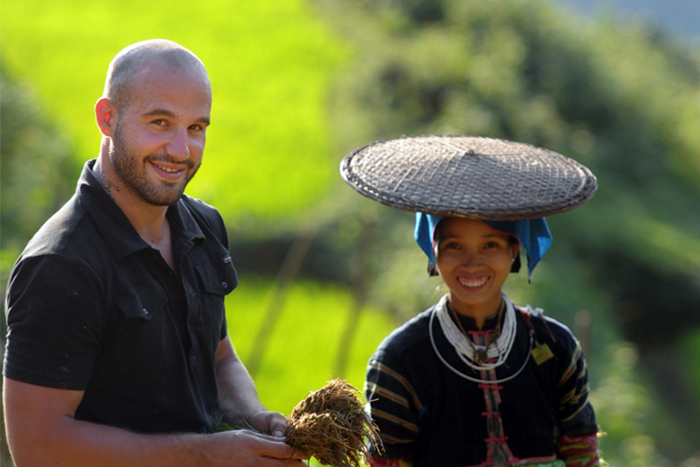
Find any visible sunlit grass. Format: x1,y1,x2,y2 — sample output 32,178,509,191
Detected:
225,277,398,415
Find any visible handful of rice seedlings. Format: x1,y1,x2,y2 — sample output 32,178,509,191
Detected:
286,379,382,467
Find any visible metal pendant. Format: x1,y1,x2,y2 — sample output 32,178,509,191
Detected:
475,349,489,364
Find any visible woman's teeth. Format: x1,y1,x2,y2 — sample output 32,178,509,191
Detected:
458,276,488,288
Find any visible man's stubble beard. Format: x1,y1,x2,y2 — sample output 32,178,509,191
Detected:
109,122,200,206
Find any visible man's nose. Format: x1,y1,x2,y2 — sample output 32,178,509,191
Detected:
166,128,190,161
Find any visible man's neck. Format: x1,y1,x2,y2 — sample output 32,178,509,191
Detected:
93,156,176,270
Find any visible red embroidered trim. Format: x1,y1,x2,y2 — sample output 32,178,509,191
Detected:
368,456,402,467
478,383,503,390
558,433,601,467
485,436,509,443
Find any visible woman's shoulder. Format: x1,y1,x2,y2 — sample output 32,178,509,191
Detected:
515,304,581,353
375,305,436,358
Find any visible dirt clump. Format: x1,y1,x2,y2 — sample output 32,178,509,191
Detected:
286,379,382,466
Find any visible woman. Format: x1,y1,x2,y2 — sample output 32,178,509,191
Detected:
340,136,604,467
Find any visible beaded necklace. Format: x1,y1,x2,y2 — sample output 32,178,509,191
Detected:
429,293,534,384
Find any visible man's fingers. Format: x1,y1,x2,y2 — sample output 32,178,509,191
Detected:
287,447,308,460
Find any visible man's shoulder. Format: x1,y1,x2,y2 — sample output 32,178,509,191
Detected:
8,195,111,305
180,195,223,225
180,194,218,215
179,195,228,241
23,194,96,259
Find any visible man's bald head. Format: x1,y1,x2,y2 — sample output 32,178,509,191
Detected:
103,39,210,111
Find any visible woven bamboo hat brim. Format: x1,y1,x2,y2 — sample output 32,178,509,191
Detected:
340,135,597,220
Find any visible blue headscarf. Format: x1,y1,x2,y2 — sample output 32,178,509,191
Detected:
414,212,552,280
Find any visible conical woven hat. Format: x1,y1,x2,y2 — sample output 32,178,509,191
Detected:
340,135,597,220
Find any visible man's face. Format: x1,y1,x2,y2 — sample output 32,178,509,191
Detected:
108,61,212,206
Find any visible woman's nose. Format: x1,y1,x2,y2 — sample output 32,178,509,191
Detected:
461,250,482,268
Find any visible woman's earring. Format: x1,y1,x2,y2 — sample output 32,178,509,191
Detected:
510,252,521,273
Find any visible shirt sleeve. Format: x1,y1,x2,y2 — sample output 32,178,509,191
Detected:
4,254,106,390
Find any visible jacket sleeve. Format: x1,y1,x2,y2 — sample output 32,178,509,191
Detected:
553,323,603,466
365,350,423,465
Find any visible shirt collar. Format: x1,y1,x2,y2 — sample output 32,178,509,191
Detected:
78,159,205,262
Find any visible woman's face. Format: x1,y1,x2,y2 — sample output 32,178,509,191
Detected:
434,217,518,318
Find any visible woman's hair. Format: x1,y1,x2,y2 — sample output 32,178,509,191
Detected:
433,218,520,247
432,218,521,274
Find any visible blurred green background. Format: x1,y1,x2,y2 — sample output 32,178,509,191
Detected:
3,0,700,465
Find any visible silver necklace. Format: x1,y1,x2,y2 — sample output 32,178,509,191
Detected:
429,293,534,384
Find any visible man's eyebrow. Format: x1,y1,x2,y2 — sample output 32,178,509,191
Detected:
142,109,177,119
142,109,210,125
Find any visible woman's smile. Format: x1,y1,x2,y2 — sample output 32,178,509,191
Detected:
434,217,518,327
457,275,490,289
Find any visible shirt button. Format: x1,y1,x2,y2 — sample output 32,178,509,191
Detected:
143,308,149,315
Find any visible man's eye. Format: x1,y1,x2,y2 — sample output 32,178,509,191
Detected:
152,119,166,126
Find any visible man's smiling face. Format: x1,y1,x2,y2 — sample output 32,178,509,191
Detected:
108,59,211,206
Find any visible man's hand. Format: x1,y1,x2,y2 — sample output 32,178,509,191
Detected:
247,410,290,438
215,336,293,439
209,429,307,466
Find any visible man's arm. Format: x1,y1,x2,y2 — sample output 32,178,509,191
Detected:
215,334,289,438
3,376,304,466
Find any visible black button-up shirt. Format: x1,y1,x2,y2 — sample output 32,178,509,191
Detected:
4,159,238,434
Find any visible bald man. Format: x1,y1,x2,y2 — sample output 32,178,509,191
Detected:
3,39,306,466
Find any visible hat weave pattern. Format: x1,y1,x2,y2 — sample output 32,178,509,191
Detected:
340,136,597,220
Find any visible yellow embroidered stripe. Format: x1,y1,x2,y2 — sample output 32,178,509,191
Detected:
369,360,424,411
371,408,420,433
365,382,410,408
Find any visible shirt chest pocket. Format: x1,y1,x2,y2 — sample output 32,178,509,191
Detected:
192,254,238,339
114,281,167,322
194,253,238,297
105,282,170,386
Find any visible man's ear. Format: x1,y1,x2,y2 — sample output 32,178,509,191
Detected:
95,97,118,137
